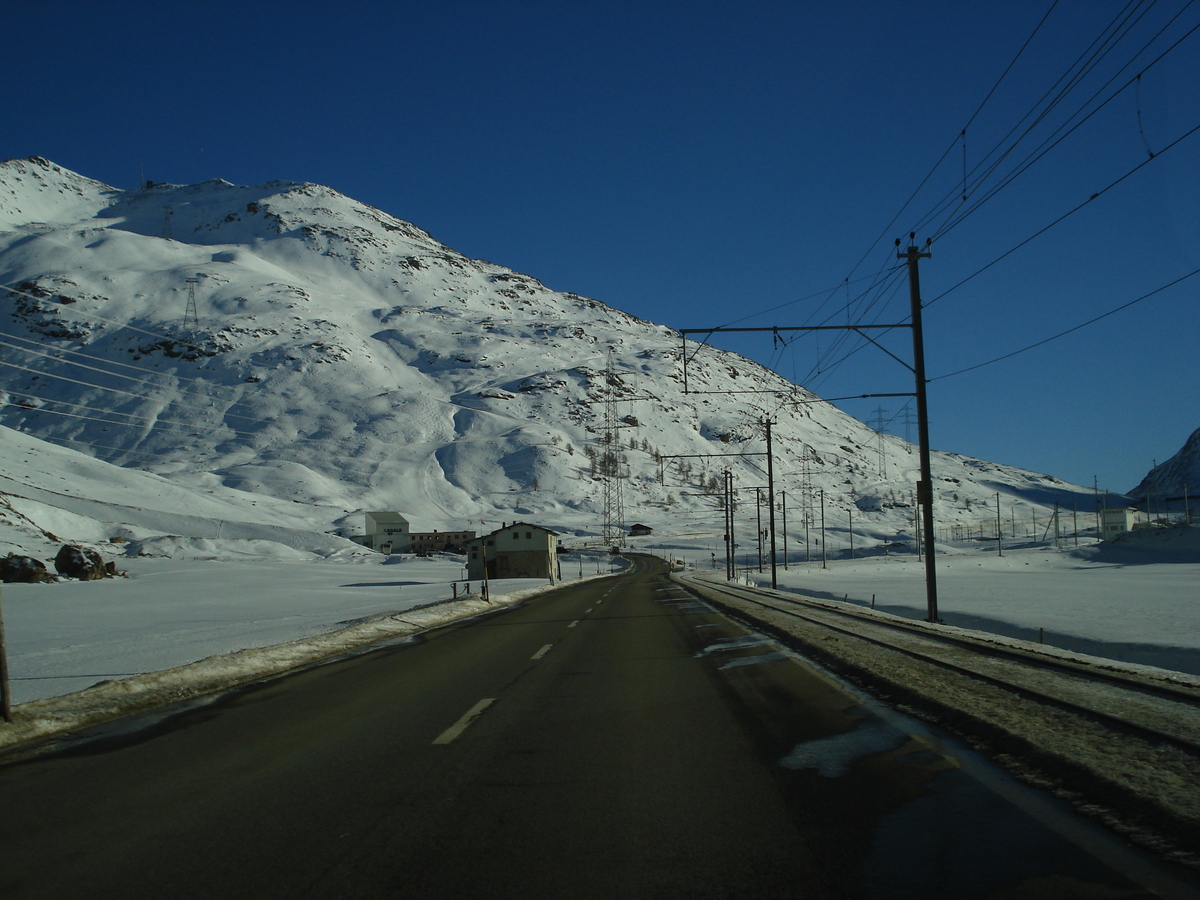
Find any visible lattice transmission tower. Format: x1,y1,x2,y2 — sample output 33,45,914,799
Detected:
183,277,201,330
600,349,625,543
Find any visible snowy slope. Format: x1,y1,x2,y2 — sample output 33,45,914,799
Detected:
0,423,361,561
1128,425,1200,501
0,157,1106,555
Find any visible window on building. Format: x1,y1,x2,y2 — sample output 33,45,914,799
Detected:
526,532,532,539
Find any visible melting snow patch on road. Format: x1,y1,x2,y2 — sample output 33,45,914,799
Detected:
778,717,909,778
719,649,791,670
696,634,775,657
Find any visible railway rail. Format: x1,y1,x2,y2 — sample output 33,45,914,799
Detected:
675,572,1200,758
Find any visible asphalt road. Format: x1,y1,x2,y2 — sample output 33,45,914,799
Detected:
0,555,1194,899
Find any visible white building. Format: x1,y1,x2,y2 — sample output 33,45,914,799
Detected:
364,512,410,554
1100,507,1140,540
466,523,559,582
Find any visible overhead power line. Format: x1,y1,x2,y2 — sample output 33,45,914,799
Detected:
926,118,1200,308
931,265,1200,382
1,280,198,344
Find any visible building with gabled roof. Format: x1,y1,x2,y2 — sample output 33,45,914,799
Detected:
466,522,559,582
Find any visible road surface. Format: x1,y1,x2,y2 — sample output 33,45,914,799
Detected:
0,555,1194,898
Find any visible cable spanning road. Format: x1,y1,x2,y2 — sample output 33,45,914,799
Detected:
0,555,1194,899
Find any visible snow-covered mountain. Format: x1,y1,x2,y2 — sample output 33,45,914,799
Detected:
1128,426,1200,502
0,156,1103,557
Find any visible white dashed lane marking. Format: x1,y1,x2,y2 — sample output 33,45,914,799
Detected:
433,698,496,745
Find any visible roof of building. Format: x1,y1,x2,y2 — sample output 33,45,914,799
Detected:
365,511,410,525
467,522,560,543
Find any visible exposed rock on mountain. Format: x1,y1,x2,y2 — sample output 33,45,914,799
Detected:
1128,426,1200,501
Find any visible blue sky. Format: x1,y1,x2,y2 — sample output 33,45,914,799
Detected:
6,0,1198,494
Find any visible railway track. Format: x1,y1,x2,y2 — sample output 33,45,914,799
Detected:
675,572,1200,758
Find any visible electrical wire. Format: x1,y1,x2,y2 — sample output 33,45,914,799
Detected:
849,0,1067,275
925,5,1200,243
926,118,1200,308
930,265,1200,382
704,2,1061,337
0,356,338,444
0,330,245,398
907,0,1163,240
0,337,245,403
1,280,199,344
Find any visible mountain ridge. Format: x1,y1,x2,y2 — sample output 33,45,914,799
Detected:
0,156,1109,556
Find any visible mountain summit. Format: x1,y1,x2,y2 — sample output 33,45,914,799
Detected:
0,157,1096,547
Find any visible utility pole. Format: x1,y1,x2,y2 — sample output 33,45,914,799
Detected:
820,489,827,570
0,586,10,722
996,492,1003,557
765,418,777,588
724,470,735,580
898,235,939,623
755,489,764,573
849,506,854,559
777,494,787,571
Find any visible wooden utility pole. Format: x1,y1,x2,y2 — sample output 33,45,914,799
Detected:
899,234,940,623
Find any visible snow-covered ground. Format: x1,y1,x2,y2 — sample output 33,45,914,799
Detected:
5,526,1194,715
735,523,1200,676
2,551,620,705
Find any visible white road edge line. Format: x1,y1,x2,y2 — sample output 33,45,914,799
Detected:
532,644,553,660
432,698,496,745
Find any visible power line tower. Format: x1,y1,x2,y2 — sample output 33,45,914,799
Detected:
870,406,888,478
183,277,200,330
600,349,626,544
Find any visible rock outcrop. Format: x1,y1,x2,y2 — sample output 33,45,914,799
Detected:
0,553,57,583
53,545,110,580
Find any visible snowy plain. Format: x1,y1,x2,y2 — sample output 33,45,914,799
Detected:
735,524,1200,676
2,551,620,706
3,525,1195,715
